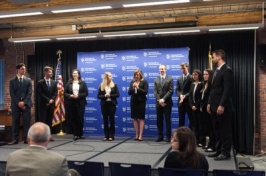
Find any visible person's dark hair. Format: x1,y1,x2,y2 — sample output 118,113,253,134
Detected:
212,49,226,60
192,69,202,82
173,127,202,168
180,62,189,68
133,69,144,80
43,66,53,73
69,69,82,83
16,63,26,69
201,68,213,92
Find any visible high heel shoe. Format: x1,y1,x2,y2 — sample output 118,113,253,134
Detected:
134,136,139,140
73,136,79,141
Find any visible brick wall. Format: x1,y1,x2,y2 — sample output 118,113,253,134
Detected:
2,39,35,124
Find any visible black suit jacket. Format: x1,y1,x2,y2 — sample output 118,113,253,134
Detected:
97,84,120,105
176,74,193,102
128,80,148,102
9,76,32,109
209,64,233,111
154,75,173,106
189,82,203,109
65,81,88,106
37,78,57,106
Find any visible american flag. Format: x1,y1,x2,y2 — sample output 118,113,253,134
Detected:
52,59,65,126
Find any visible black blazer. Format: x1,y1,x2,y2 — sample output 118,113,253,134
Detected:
37,78,57,106
97,84,120,106
200,83,211,110
65,81,88,106
189,82,203,109
128,80,148,102
154,75,173,105
209,64,233,111
176,74,193,102
9,76,32,109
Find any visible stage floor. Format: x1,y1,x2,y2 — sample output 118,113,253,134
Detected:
0,135,241,175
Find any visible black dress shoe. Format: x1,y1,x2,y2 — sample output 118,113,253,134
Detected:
24,140,28,144
165,138,170,142
207,152,221,158
8,140,19,145
156,137,163,142
214,154,231,161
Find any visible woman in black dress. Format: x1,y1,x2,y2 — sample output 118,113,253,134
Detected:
128,69,148,141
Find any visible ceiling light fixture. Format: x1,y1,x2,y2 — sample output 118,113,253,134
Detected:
103,33,147,37
51,6,112,13
154,30,200,34
209,26,259,32
56,36,97,40
12,39,51,43
123,0,190,7
0,12,43,19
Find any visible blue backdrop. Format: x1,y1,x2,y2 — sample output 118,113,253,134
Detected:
77,47,189,137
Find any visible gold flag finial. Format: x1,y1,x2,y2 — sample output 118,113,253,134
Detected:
208,42,212,70
57,50,62,61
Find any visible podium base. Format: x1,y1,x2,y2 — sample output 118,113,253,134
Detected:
56,130,66,136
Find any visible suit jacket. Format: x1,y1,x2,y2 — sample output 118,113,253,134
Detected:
128,80,148,102
97,84,120,106
9,76,32,109
154,75,173,106
65,81,88,106
189,82,203,109
5,146,69,176
176,74,193,103
200,83,211,110
209,64,233,111
37,78,57,106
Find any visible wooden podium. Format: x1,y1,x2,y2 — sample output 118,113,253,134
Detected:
0,110,24,142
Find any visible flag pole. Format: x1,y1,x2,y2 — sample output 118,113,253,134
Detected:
56,50,66,136
208,42,213,70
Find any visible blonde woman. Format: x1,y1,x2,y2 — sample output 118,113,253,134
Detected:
97,72,120,141
128,69,148,141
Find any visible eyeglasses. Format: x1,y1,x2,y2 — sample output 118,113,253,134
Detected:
171,138,179,142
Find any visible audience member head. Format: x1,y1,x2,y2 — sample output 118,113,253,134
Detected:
192,69,202,82
171,127,197,154
27,122,51,146
180,62,189,75
133,69,144,81
159,64,167,76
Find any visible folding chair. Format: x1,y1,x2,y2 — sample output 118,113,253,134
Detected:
158,167,206,176
213,169,265,176
108,162,151,176
68,161,104,176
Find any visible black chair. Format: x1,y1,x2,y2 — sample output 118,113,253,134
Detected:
158,167,206,176
109,162,151,176
213,169,265,176
68,161,104,176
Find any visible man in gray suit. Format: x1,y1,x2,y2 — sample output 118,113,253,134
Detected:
154,64,173,142
5,122,79,176
9,63,32,145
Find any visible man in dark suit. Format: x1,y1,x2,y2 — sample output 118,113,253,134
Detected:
176,62,193,129
154,64,173,142
9,63,32,145
207,49,234,161
6,122,79,176
37,66,57,131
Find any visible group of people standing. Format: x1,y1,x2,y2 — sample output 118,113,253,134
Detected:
8,49,233,162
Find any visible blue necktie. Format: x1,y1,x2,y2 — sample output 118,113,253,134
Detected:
47,81,50,90
161,77,165,85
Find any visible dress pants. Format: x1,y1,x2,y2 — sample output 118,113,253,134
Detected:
156,102,172,139
101,101,116,138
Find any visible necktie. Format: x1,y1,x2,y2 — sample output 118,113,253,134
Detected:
183,76,187,82
161,77,165,85
47,81,50,90
212,69,220,83
19,78,23,87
